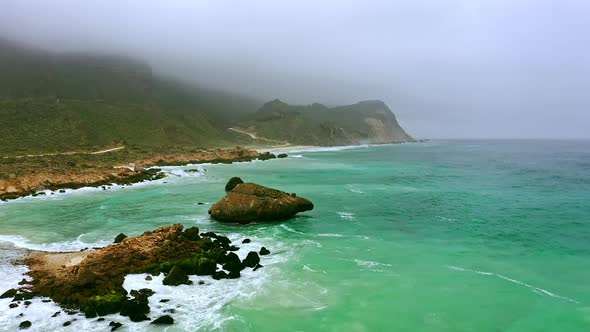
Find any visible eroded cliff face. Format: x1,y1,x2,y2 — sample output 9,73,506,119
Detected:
358,100,413,144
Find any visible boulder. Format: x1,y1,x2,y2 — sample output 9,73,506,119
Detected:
109,321,123,331
277,153,288,158
113,233,127,243
242,251,260,268
225,177,244,191
0,288,17,299
183,227,200,241
209,183,313,223
212,270,228,280
82,289,127,317
162,266,190,286
12,291,35,301
196,258,216,276
259,247,270,256
222,252,243,278
120,290,151,322
18,321,31,329
151,315,174,325
258,152,276,160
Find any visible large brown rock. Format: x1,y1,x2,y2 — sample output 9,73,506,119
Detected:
208,183,313,223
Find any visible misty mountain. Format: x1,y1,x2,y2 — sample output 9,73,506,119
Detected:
0,38,413,154
0,38,261,125
238,99,413,146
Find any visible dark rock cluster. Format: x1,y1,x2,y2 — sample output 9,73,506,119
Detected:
7,224,271,329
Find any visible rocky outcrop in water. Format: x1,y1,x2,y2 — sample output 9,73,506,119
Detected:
225,177,244,191
209,182,313,223
10,224,267,321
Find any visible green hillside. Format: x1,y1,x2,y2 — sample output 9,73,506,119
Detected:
0,38,259,154
236,99,414,146
0,38,413,154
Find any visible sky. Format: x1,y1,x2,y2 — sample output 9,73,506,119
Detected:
1,0,589,138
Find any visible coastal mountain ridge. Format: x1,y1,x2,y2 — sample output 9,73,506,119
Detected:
238,99,413,146
0,38,413,154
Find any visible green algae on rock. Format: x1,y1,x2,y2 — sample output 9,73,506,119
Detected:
14,224,268,320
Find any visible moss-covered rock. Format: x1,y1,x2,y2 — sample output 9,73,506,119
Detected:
120,290,152,322
196,257,216,276
19,224,266,328
18,320,31,329
162,266,190,286
0,288,17,299
82,289,127,317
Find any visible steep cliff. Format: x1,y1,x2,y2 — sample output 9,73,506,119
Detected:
236,99,414,146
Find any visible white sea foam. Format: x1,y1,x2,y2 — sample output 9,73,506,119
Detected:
0,235,110,252
0,234,292,331
0,176,167,204
183,215,212,225
447,265,579,303
0,288,98,332
354,259,392,271
280,224,367,242
337,212,355,220
165,167,205,178
302,265,316,272
317,233,345,238
281,144,370,154
436,216,455,222
119,235,290,331
279,224,307,235
0,248,104,332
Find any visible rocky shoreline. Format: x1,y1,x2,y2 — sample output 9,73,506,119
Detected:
2,224,269,329
0,147,280,201
0,175,314,330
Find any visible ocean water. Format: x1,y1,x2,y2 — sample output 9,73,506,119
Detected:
1,140,590,331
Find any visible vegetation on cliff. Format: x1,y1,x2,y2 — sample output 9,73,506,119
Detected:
0,38,413,154
236,99,414,146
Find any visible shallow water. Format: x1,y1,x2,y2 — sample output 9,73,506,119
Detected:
1,140,590,331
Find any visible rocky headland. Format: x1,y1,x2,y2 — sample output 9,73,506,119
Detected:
2,224,268,328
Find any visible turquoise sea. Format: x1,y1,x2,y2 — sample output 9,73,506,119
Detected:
1,140,590,331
